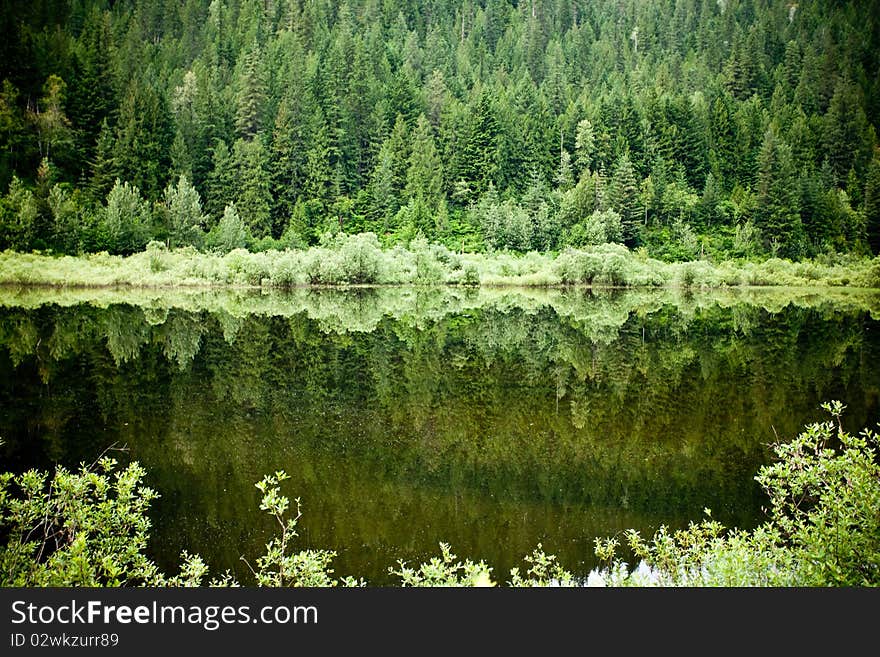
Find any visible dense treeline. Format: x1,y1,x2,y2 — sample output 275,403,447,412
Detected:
1,0,880,261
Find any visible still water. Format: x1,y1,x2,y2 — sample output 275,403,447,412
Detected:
1,286,878,584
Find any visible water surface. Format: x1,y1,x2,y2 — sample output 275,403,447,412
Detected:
1,286,878,584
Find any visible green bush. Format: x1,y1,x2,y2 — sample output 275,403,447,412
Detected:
0,458,200,586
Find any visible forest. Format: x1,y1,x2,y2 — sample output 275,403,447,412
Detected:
1,0,879,263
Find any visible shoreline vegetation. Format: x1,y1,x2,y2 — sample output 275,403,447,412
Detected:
1,235,879,291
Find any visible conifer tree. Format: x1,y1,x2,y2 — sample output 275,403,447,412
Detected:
87,118,118,203
104,179,152,254
405,114,444,209
205,140,235,223
233,138,272,238
756,127,804,257
607,153,641,245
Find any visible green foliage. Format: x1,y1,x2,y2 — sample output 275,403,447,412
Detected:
509,545,577,587
205,203,251,254
103,179,151,255
244,471,338,587
391,543,494,587
755,401,880,586
1,244,878,290
1,0,878,263
0,458,163,586
163,174,206,249
566,209,622,247
0,176,39,251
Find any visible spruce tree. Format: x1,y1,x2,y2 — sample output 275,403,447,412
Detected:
756,127,804,257
87,118,118,203
607,153,641,246
205,140,235,223
232,138,272,239
824,78,870,186
405,114,444,209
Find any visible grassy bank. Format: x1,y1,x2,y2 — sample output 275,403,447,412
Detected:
1,235,879,290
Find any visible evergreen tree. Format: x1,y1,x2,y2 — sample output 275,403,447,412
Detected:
405,114,443,210
302,115,333,219
270,95,307,234
368,144,397,234
756,127,804,257
206,202,251,253
824,78,871,186
67,7,116,163
87,118,117,202
234,45,268,141
232,138,272,238
114,79,173,200
574,119,596,176
461,90,500,199
607,153,641,246
205,140,235,223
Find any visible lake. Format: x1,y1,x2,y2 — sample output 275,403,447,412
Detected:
1,285,878,584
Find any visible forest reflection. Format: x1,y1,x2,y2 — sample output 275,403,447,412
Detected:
1,286,878,583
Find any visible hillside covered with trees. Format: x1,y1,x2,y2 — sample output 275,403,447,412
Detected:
1,0,879,263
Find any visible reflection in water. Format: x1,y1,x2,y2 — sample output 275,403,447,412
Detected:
0,286,878,584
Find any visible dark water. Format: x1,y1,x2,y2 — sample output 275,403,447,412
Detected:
1,286,878,584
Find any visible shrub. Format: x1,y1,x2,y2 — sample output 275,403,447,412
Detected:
337,232,383,284
1,458,176,586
